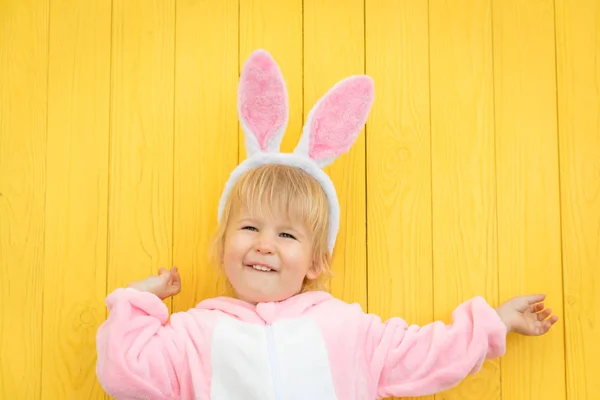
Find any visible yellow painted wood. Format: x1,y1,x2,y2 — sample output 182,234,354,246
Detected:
42,0,111,398
2,1,600,398
172,0,239,312
492,1,566,399
365,1,433,399
556,0,600,398
0,0,49,398
239,0,303,154
304,0,367,308
429,1,500,399
106,0,175,310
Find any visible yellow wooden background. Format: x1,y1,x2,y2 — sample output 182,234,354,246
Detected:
1,0,598,399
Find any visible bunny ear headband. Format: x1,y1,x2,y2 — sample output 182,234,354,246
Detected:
218,49,375,253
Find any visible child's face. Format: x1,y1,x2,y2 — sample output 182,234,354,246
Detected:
222,206,320,304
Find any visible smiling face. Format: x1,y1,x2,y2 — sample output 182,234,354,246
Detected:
222,207,319,303
212,164,331,304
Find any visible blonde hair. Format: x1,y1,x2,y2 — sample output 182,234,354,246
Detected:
210,163,332,293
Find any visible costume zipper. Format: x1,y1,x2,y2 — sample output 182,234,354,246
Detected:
265,324,282,400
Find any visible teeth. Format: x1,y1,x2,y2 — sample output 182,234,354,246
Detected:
251,265,272,272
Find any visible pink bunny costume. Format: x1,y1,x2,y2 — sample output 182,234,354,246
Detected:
95,50,507,400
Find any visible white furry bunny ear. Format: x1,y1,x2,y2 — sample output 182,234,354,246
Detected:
238,49,289,158
294,75,374,168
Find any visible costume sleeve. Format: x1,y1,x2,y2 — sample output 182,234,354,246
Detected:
95,288,187,400
362,296,507,398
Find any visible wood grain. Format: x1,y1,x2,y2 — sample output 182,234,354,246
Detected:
0,0,49,398
429,1,500,399
303,0,367,308
41,1,111,398
239,0,303,154
172,0,238,311
492,1,566,399
555,0,600,398
106,0,175,305
3,1,598,398
365,1,433,399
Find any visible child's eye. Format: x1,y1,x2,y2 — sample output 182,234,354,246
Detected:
242,226,258,232
280,232,296,240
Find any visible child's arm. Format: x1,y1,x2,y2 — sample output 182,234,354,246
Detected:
362,294,557,398
96,267,186,400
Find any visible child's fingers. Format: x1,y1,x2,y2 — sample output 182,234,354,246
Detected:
529,302,544,313
169,266,181,293
168,284,180,296
171,267,180,281
537,308,552,320
537,315,558,335
169,282,181,296
526,294,546,304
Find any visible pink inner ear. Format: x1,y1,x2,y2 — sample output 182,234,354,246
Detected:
308,77,373,161
239,51,288,151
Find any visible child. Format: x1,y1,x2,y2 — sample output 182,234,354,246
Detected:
95,50,558,400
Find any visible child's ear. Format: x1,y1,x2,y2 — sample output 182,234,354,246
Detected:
212,240,225,265
306,261,323,281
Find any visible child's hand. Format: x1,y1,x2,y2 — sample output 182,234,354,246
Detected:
495,294,558,336
127,266,181,300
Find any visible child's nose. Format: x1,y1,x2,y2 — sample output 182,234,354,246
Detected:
254,233,275,254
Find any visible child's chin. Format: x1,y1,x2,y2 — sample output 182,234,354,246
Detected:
243,288,294,304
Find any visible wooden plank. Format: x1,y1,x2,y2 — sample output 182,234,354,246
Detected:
492,1,566,399
239,0,303,154
0,0,49,398
555,0,600,398
172,0,238,310
41,0,111,398
303,0,367,307
429,1,500,398
106,0,175,306
365,1,433,399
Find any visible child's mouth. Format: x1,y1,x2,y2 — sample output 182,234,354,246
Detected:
247,264,275,272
